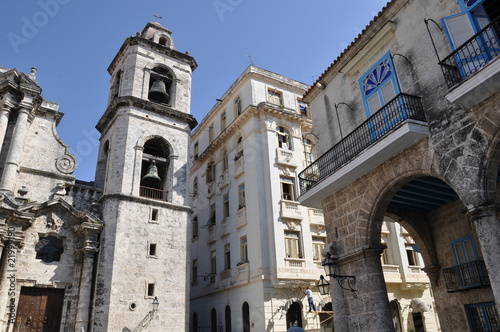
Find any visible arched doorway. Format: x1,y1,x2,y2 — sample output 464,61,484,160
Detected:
242,302,250,332
211,308,217,332
286,301,303,328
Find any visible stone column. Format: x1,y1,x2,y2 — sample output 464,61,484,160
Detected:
334,248,394,332
0,103,32,193
74,249,97,332
469,204,500,311
0,103,13,154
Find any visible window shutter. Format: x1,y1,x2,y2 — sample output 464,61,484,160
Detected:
367,94,382,114
443,13,475,49
381,80,396,105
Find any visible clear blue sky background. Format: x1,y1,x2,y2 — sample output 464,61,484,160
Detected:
1,0,388,181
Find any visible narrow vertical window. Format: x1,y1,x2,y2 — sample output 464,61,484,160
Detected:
236,137,243,160
192,216,199,239
240,236,248,263
312,236,326,261
206,162,215,183
194,142,199,160
151,208,159,221
223,194,230,219
224,244,231,270
234,97,241,117
238,184,245,209
192,259,198,283
285,231,302,259
222,150,229,172
210,250,217,282
221,111,227,131
277,126,292,150
193,177,198,197
209,125,214,143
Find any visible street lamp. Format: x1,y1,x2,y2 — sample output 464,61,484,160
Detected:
322,252,358,298
152,296,159,312
317,275,330,296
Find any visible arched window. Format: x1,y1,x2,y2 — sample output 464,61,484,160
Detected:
192,312,198,332
277,127,292,150
235,137,243,160
159,36,168,46
211,308,217,332
390,300,402,332
225,305,232,332
140,137,170,201
148,67,173,104
110,70,122,101
242,302,250,332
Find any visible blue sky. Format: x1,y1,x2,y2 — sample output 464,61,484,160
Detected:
1,0,388,181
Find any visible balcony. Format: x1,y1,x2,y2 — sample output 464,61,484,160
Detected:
308,208,325,226
440,16,500,107
139,186,168,201
207,226,216,244
276,148,297,167
443,260,490,292
383,265,403,283
236,208,247,229
219,219,230,238
234,156,244,178
281,200,303,220
285,258,305,268
298,93,428,208
218,170,230,189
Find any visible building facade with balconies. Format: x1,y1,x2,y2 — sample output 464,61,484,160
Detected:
299,0,500,331
189,66,333,331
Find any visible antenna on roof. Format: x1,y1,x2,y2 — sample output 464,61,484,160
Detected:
244,54,255,66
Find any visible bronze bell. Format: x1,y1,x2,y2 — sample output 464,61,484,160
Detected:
148,80,170,104
142,161,162,188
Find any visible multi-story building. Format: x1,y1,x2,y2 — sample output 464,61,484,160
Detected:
189,66,333,331
298,0,500,331
0,21,196,332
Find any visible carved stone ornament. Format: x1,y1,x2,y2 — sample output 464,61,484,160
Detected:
55,154,77,174
285,220,300,230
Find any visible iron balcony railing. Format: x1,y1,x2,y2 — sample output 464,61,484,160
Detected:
443,260,490,292
298,93,426,195
440,16,500,89
139,186,168,201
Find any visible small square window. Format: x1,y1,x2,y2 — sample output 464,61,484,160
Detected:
149,243,157,256
151,208,159,221
147,283,155,297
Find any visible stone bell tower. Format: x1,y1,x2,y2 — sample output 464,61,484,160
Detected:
92,22,197,332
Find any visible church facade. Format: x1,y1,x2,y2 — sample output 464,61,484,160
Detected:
0,21,196,332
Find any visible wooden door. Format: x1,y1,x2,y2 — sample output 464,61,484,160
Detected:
13,287,64,332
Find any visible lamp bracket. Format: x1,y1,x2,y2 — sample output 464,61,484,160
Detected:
331,274,358,298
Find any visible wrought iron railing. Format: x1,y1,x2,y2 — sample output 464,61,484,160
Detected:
139,186,168,201
298,93,426,195
440,16,500,89
443,260,490,292
465,302,500,331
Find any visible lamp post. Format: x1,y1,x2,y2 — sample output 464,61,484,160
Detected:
152,296,159,312
322,252,358,298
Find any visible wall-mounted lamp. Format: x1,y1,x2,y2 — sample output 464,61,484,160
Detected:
322,252,358,298
317,275,330,296
302,132,320,141
316,82,327,90
152,296,160,312
333,102,353,140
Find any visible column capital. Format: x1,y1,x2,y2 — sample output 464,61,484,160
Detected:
465,201,500,221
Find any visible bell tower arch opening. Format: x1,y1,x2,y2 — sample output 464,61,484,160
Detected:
140,136,171,201
148,66,173,105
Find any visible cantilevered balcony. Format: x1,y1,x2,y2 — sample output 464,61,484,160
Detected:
443,260,490,293
299,93,428,208
440,16,500,107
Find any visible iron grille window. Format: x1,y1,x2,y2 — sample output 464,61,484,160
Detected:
465,302,500,332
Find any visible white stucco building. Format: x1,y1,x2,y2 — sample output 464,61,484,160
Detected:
189,66,333,332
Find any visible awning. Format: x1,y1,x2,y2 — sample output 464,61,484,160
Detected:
202,211,216,228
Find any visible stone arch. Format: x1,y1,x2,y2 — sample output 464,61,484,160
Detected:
480,124,500,205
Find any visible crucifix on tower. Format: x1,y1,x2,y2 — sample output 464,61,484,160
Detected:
154,13,162,22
